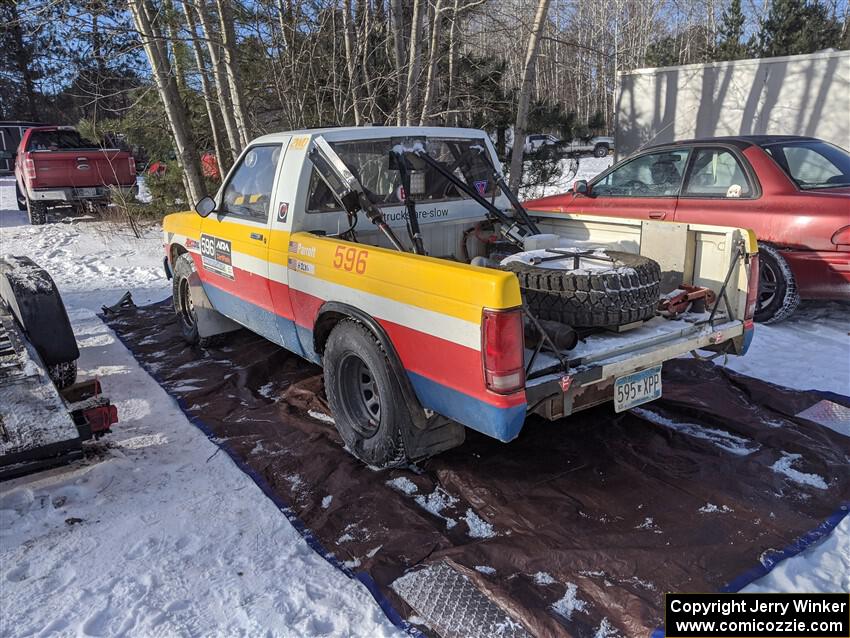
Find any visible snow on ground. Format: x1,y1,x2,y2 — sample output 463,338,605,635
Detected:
723,300,850,396
0,177,401,638
1,171,848,637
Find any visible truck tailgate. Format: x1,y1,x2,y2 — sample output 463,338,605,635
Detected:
526,316,745,414
30,150,134,189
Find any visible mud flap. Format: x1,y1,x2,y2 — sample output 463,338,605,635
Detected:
402,413,466,461
187,269,242,339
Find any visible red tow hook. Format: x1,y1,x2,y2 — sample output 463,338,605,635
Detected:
659,285,718,318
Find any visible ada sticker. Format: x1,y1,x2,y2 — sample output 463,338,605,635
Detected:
200,234,234,279
278,202,289,222
474,180,488,196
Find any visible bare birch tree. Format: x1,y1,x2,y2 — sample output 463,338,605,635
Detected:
128,0,204,204
509,0,552,190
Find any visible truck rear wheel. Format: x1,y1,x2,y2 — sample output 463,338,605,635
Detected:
323,320,409,468
594,143,609,158
26,198,47,225
503,250,661,328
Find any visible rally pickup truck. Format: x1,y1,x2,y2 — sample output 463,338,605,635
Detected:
2,126,137,225
162,126,759,467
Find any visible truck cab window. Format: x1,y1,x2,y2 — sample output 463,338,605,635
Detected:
27,130,97,151
306,137,496,213
221,145,281,221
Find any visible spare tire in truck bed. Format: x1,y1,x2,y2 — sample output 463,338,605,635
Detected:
501,249,661,328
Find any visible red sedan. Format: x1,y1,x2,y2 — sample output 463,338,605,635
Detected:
525,136,850,322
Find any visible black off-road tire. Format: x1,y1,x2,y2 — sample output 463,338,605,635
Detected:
48,360,78,389
26,198,47,225
171,252,222,347
754,243,800,324
15,182,27,211
503,251,661,328
323,320,409,468
594,143,609,158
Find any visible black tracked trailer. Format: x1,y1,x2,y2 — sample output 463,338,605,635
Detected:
0,256,117,481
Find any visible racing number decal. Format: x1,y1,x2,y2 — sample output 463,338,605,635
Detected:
200,234,234,279
333,246,368,274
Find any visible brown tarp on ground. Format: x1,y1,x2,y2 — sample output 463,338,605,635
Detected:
104,301,850,638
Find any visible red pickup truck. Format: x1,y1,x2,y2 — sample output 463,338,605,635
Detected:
5,126,137,225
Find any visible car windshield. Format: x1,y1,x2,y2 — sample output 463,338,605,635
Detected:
27,130,98,151
307,137,496,212
762,140,850,189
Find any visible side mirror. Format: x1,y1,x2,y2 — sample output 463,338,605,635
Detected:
573,180,589,195
195,196,216,218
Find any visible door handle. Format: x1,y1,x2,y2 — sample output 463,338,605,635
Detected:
250,232,264,241
648,211,666,220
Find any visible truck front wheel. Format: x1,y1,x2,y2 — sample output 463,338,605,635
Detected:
323,320,409,468
593,143,609,158
172,253,203,345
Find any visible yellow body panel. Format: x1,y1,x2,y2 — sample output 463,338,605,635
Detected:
163,213,522,322
282,232,522,322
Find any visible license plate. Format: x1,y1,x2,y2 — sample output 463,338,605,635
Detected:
614,365,662,412
76,187,98,198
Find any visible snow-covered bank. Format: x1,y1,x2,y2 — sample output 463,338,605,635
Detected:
0,177,401,638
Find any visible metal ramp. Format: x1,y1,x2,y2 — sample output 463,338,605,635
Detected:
392,561,531,638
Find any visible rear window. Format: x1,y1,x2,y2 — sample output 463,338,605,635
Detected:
307,137,496,213
27,130,98,151
762,140,850,189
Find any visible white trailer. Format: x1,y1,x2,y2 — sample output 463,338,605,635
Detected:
615,49,850,160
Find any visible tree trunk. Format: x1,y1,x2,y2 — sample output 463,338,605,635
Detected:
342,0,363,125
444,0,460,126
194,0,241,161
418,0,444,125
214,0,250,147
509,0,552,191
8,3,39,120
389,0,406,125
128,0,205,205
403,0,424,125
180,0,227,174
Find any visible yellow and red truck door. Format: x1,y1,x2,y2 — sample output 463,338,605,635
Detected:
195,141,289,344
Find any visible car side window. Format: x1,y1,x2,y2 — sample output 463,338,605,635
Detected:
220,144,281,222
593,150,689,197
683,148,752,197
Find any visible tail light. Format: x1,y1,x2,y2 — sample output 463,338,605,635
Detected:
744,252,760,322
128,155,137,177
482,308,525,394
832,225,850,247
24,156,36,182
